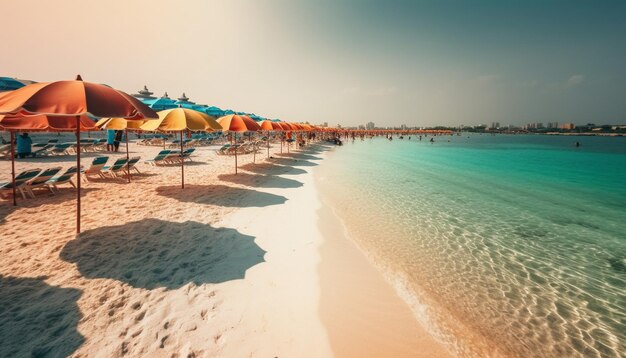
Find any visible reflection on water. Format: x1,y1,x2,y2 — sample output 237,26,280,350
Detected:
317,134,626,357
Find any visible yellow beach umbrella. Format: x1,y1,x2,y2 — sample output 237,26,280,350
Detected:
96,117,151,183
141,108,221,132
141,108,222,188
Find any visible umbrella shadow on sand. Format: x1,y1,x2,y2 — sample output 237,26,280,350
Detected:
60,219,266,290
155,184,287,208
272,157,319,167
0,275,84,357
238,162,307,175
274,152,322,161
218,173,303,189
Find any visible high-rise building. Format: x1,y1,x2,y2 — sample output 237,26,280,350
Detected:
490,122,500,129
366,121,375,130
560,123,576,130
547,122,559,129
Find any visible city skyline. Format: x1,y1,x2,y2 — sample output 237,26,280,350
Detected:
1,0,625,127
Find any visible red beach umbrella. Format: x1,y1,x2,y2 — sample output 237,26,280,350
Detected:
217,114,261,174
0,76,158,233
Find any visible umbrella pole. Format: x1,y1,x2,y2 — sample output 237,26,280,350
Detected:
126,129,131,183
280,135,283,153
76,115,81,234
234,133,238,174
267,131,270,159
180,131,185,189
253,132,256,164
10,131,16,206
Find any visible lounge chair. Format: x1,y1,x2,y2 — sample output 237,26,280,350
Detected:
83,156,109,180
101,158,129,178
145,150,172,166
0,143,11,157
92,138,107,151
45,166,78,193
126,156,141,173
164,150,182,164
32,144,55,156
43,143,75,156
0,168,42,200
181,148,196,161
215,144,232,156
25,166,63,198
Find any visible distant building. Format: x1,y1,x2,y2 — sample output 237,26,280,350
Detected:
132,85,157,100
547,122,559,129
400,124,408,130
366,121,375,130
490,122,500,129
358,124,365,130
559,123,576,130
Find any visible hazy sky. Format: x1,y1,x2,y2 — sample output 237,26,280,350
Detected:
2,0,625,127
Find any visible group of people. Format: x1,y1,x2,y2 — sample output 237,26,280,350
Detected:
106,129,124,152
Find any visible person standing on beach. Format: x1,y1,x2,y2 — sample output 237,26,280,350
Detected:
106,129,115,151
16,133,33,158
114,130,123,152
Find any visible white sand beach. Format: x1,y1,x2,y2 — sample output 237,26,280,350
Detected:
0,138,449,357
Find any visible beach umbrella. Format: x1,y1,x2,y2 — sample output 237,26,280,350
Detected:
0,76,158,233
95,117,151,183
216,114,261,174
141,108,221,189
0,114,98,206
259,120,283,158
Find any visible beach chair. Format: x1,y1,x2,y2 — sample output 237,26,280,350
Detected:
164,150,182,164
0,143,11,157
101,158,129,178
45,166,78,193
83,156,109,180
181,148,196,161
0,168,42,200
32,144,55,156
25,166,62,198
126,156,141,173
145,150,172,166
44,143,75,156
215,144,231,155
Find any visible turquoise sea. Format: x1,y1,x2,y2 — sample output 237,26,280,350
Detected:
316,134,626,357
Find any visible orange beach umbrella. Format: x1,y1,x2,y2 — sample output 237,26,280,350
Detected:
216,114,261,174
0,76,158,233
259,120,283,158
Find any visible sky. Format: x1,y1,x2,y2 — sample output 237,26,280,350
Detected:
1,0,625,127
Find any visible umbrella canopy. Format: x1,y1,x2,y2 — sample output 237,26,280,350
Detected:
141,108,221,132
95,117,146,130
0,76,158,234
277,122,292,131
259,120,283,131
217,114,261,132
0,113,98,131
0,78,156,119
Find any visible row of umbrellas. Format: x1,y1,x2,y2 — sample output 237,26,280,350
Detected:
0,76,323,234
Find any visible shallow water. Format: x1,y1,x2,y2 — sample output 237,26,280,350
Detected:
316,134,626,357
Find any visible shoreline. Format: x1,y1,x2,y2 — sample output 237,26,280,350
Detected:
316,182,452,357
